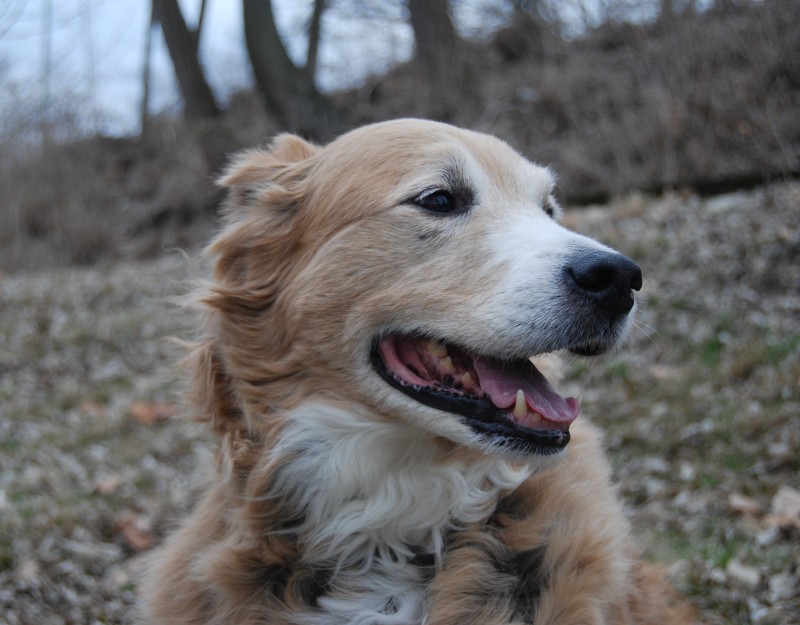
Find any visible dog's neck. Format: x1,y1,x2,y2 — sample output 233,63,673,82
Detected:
265,402,533,570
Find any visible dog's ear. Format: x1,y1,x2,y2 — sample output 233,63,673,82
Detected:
193,135,320,432
269,133,319,163
217,133,319,191
210,133,320,285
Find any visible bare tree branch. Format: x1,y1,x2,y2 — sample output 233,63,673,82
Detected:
140,1,156,136
243,0,342,138
306,0,326,83
153,0,220,119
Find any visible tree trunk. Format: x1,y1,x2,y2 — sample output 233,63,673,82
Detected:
153,0,220,119
407,0,472,120
140,2,156,137
306,0,326,84
194,0,208,51
243,0,342,139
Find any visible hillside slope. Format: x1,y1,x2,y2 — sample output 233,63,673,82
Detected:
0,183,798,624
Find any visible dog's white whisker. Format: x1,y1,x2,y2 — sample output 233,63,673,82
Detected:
632,318,662,348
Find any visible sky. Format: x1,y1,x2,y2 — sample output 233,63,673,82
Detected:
1,0,683,138
0,0,515,137
0,0,416,135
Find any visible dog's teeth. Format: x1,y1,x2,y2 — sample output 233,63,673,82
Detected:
461,372,475,387
440,356,454,372
513,389,527,419
427,340,448,357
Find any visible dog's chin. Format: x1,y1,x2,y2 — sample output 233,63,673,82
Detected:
370,334,588,457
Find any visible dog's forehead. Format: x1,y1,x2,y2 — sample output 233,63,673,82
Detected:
438,127,551,196
424,129,554,206
319,121,554,207
468,138,554,198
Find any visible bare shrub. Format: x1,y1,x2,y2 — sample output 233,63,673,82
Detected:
0,115,266,273
1,141,111,271
484,1,800,200
346,1,799,200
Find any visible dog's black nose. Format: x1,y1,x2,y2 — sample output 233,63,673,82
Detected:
566,251,642,317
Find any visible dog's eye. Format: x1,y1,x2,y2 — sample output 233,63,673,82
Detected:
415,190,466,215
543,194,561,219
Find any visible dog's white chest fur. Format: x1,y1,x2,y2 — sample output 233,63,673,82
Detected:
307,562,426,625
269,403,534,624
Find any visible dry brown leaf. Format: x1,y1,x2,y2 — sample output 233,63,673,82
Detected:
763,485,800,529
648,364,683,381
729,492,762,516
116,513,154,552
79,401,107,418
95,474,122,496
129,401,176,426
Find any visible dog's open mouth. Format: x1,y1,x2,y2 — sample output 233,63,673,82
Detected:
371,335,579,454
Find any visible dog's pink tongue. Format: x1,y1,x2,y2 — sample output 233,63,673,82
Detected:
473,358,579,425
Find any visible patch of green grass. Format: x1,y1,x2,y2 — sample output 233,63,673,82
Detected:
728,334,800,379
608,362,629,380
712,404,738,441
9,488,33,505
722,452,753,472
0,536,15,571
708,536,749,569
133,472,157,492
670,298,696,311
0,437,21,454
567,362,589,379
659,526,695,560
714,313,736,335
695,473,720,489
104,375,134,392
700,336,724,367
760,544,798,571
698,313,739,369
15,503,36,521
766,334,800,364
55,392,83,413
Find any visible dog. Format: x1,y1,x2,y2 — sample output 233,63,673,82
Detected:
140,120,695,624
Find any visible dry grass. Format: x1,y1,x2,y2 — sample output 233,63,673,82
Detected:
562,183,800,624
0,111,262,273
1,183,797,624
0,139,115,270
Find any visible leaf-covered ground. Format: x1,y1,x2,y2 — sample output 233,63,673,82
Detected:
1,183,798,624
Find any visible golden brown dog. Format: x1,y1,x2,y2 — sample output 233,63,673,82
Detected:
141,120,695,624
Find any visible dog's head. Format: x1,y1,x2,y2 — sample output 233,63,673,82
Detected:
201,120,640,459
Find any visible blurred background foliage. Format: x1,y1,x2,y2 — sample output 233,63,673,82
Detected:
1,0,798,272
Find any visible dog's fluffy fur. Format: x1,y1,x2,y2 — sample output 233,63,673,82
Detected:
141,120,695,624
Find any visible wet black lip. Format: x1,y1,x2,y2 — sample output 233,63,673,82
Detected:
568,342,609,357
369,338,570,455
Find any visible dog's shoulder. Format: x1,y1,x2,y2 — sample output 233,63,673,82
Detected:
427,419,694,625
